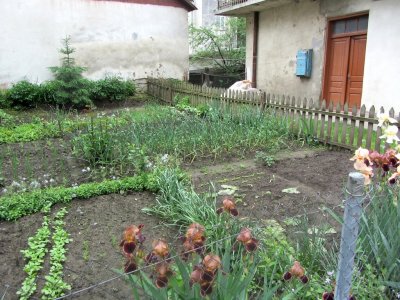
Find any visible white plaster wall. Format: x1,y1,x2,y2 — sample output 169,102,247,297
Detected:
245,13,254,81
253,0,400,110
0,0,190,87
256,0,325,99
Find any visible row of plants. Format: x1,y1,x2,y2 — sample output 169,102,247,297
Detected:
0,76,135,109
71,104,294,169
41,207,72,299
0,104,171,144
17,207,52,300
17,206,71,299
0,37,135,110
0,173,156,221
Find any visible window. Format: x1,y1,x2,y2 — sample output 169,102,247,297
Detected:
332,15,369,35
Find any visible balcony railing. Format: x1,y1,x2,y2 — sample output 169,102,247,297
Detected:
217,0,249,10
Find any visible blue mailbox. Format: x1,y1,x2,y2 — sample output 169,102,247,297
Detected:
296,49,313,77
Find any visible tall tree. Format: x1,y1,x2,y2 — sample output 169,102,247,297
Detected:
189,17,246,73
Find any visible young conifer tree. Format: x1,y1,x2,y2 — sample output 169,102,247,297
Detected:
49,36,92,108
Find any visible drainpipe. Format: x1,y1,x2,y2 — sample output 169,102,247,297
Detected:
252,11,259,88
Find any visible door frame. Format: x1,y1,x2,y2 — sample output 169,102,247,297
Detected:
321,11,369,106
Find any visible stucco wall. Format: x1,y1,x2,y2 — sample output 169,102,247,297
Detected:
250,0,400,110
255,0,325,99
0,0,190,87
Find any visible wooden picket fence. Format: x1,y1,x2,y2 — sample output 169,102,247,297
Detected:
147,78,399,153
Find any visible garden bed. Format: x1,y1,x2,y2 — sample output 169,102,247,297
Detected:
0,148,352,299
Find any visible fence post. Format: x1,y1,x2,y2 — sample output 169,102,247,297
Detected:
334,172,364,300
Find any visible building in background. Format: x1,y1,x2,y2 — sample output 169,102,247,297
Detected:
217,0,400,110
0,0,196,88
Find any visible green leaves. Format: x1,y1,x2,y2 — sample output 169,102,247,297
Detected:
17,215,51,300
41,207,72,299
0,173,153,221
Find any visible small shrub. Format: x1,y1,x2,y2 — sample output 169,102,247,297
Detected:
0,89,10,108
38,80,58,104
6,80,40,108
90,76,135,102
49,36,92,108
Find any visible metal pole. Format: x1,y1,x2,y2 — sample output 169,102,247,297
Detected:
334,172,365,300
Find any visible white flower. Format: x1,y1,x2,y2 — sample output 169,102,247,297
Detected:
11,181,21,187
30,180,41,188
82,169,87,173
380,125,400,144
49,178,55,183
161,154,169,163
324,277,331,284
327,270,334,277
2,188,7,193
377,113,398,127
87,167,91,171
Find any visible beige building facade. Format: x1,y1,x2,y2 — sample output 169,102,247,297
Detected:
218,0,400,110
0,0,196,88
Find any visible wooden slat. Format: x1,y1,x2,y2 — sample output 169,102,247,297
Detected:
341,103,349,146
357,105,366,147
349,105,358,147
326,101,334,143
333,102,341,143
319,100,327,141
375,107,384,152
365,106,375,149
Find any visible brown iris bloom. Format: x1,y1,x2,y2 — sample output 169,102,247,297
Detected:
217,197,239,216
181,223,206,259
120,224,145,257
283,261,308,284
236,228,259,252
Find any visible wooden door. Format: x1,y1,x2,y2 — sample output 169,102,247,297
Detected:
346,35,367,108
323,15,368,108
326,37,350,106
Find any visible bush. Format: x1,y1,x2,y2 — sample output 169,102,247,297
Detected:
6,80,40,108
38,80,58,104
90,76,135,102
49,37,92,108
0,89,10,108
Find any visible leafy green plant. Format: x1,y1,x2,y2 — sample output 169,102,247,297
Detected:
90,75,135,102
0,109,16,127
358,185,400,298
255,151,276,167
0,89,10,108
6,80,40,108
0,173,155,221
49,36,92,108
17,206,52,300
72,118,117,166
41,207,72,299
142,168,222,239
38,80,58,104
